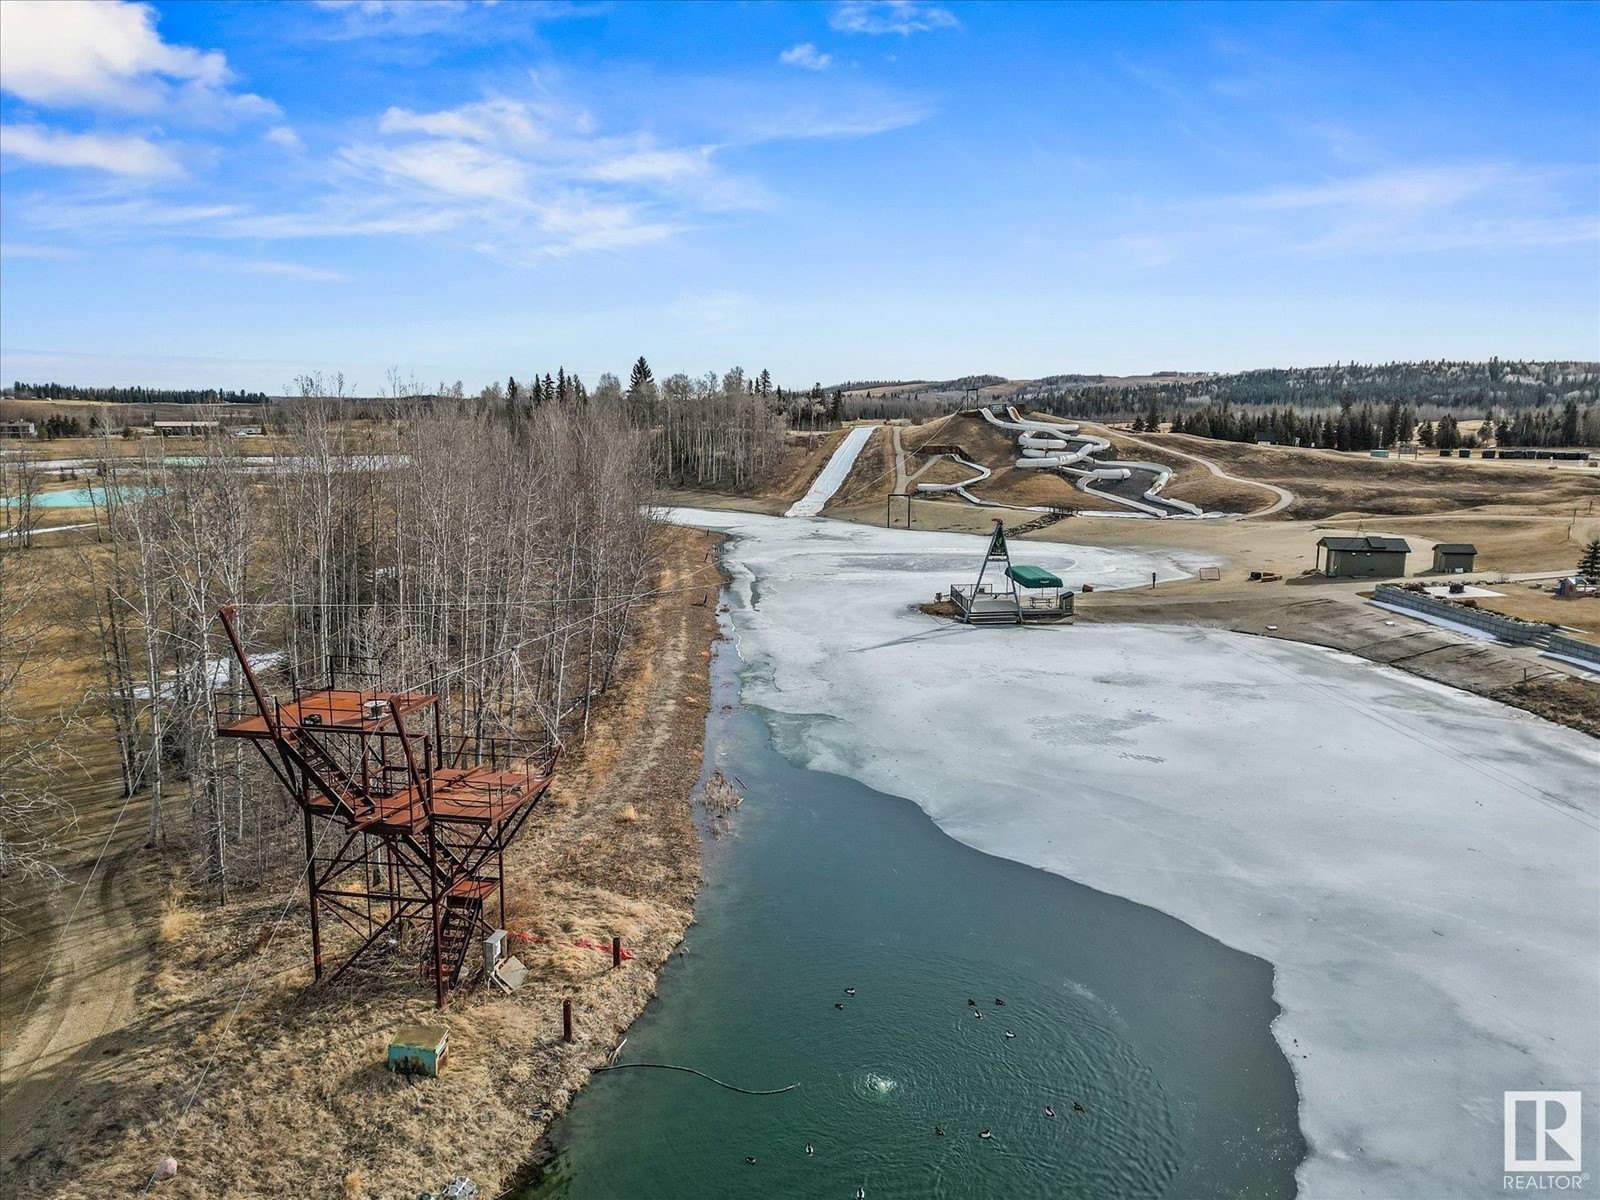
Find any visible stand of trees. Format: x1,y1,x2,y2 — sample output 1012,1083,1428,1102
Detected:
9,383,269,405
75,393,658,901
1165,395,1597,450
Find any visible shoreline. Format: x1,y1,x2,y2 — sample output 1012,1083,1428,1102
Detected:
1075,588,1600,739
0,524,729,1199
661,505,1599,1199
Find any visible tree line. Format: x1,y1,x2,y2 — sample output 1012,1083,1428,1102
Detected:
1154,396,1596,450
8,383,270,404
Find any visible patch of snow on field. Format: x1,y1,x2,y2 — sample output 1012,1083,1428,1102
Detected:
666,507,1600,1200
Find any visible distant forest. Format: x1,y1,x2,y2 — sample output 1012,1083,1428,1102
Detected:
1079,361,1599,449
842,360,1599,448
1035,360,1596,418
9,383,272,404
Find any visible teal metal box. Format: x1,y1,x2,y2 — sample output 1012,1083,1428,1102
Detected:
387,1025,449,1077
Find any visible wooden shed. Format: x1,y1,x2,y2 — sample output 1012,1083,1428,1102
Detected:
1315,535,1411,579
1431,543,1477,574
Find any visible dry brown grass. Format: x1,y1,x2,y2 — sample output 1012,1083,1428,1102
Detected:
0,524,728,1199
157,889,199,944
1144,432,1600,520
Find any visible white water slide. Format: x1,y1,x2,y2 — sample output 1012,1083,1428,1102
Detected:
785,425,877,517
978,406,1203,517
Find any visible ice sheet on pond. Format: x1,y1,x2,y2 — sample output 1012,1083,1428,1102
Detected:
664,507,1600,1200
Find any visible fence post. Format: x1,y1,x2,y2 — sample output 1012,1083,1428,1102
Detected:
562,998,573,1043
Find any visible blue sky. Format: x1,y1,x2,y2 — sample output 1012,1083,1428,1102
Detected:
1,0,1596,392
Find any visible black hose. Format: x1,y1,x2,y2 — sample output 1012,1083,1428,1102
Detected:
592,1062,798,1095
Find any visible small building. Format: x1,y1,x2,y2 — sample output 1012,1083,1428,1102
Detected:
1431,543,1477,574
1316,535,1411,579
152,419,220,436
0,420,37,439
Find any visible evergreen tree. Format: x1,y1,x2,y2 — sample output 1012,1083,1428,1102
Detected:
1436,414,1460,449
1579,539,1600,577
757,368,772,398
1561,399,1580,446
628,356,655,400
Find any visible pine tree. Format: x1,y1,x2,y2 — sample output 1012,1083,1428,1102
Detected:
1561,399,1580,446
757,368,772,398
628,356,655,400
1579,539,1600,577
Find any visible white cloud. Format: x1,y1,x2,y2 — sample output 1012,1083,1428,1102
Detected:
829,1,957,36
335,96,726,255
1150,162,1600,259
237,260,349,282
0,0,272,119
0,123,181,177
378,99,544,147
584,146,713,184
342,137,529,202
780,43,833,71
265,125,303,151
1222,164,1522,215
0,242,80,260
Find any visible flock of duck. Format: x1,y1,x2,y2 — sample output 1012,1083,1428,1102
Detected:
739,988,1092,1191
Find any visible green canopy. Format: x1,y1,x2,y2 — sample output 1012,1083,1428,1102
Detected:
1006,564,1063,589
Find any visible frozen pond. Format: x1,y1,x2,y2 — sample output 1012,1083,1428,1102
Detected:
529,632,1302,1197
660,509,1600,1199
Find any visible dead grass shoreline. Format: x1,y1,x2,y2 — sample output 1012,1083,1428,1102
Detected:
1,525,729,1199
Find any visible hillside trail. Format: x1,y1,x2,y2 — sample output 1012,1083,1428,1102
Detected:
1,833,155,1170
1107,428,1294,516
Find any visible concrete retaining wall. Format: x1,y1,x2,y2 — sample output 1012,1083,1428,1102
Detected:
1372,585,1558,646
1545,633,1600,670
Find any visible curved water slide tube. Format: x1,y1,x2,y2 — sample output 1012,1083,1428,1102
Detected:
912,455,1061,513
988,406,1202,517
785,425,877,517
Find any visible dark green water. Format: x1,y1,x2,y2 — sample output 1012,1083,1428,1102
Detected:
526,637,1303,1199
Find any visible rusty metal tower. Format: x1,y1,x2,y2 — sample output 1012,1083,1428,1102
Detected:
214,605,556,1007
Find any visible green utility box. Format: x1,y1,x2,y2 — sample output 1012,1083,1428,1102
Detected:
387,1025,449,1077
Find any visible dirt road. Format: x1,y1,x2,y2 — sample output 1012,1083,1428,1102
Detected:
1108,428,1295,516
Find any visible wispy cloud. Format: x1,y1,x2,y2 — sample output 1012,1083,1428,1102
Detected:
671,289,755,335
236,259,350,282
780,43,833,71
332,94,725,255
0,242,81,260
0,123,182,177
265,125,304,151
830,2,958,36
1171,163,1600,258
